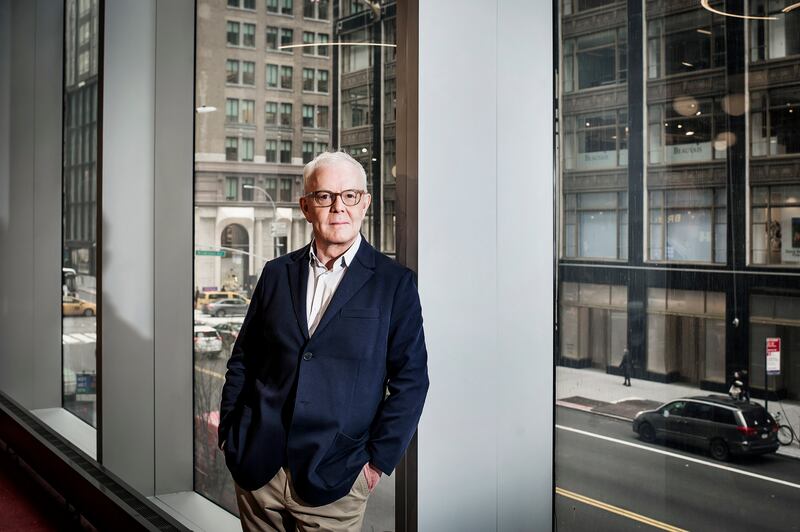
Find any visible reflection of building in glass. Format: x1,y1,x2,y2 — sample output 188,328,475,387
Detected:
334,1,397,256
558,0,800,400
63,0,100,276
194,0,332,291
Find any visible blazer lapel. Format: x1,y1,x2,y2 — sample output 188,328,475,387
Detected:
311,240,376,338
287,245,311,340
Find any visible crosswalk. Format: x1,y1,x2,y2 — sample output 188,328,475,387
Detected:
62,332,97,345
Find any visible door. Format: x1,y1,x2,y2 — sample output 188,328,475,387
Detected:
589,308,608,368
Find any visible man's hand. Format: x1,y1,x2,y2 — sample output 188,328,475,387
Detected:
363,463,382,492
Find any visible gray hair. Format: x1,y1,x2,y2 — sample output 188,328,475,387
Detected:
303,150,368,192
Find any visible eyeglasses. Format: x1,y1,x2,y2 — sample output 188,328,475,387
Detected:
304,189,365,207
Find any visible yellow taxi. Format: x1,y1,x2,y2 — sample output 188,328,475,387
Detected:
62,295,96,317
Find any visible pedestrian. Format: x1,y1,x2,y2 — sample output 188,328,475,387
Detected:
620,348,632,387
740,369,750,403
729,371,743,401
218,151,429,531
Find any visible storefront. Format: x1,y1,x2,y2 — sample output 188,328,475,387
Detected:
750,293,800,400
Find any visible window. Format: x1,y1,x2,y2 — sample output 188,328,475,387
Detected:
266,26,278,50
317,106,328,129
563,28,627,92
648,99,725,165
242,178,254,201
226,59,240,83
241,138,254,161
563,110,628,170
242,61,255,85
302,105,314,127
225,98,239,123
302,68,314,91
279,140,292,163
563,192,628,260
280,103,292,127
267,0,278,13
751,185,800,266
648,188,726,263
266,64,278,88
280,177,292,201
317,33,329,57
342,86,371,128
385,79,396,122
302,142,314,163
750,0,800,61
647,10,725,79
280,28,294,51
343,29,371,73
225,176,238,200
303,0,328,19
750,89,800,157
317,69,328,93
280,66,293,89
225,137,238,161
683,402,713,421
244,0,255,8
265,102,278,125
281,0,293,16
303,31,315,54
265,139,277,162
243,23,256,48
316,142,328,155
265,177,278,199
228,0,238,6
226,21,240,46
241,100,255,125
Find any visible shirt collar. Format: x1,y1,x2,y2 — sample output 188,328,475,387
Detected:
309,233,362,272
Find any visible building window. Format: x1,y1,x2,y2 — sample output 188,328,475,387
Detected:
225,137,238,161
280,103,292,127
226,21,240,46
280,28,294,51
243,23,256,48
265,139,277,162
267,0,278,13
303,0,328,19
302,105,314,127
225,176,238,200
646,288,725,383
266,64,278,88
317,69,329,93
750,0,800,61
225,98,239,123
343,29,371,73
265,177,278,199
317,33,329,57
281,0,293,16
385,79,396,122
317,106,329,128
303,31,314,52
241,100,255,125
228,0,239,6
342,86,370,128
648,188,726,263
751,185,800,266
226,59,240,83
647,10,725,79
241,138,254,161
302,68,314,91
562,28,627,92
244,0,255,8
266,26,278,50
563,110,628,170
302,141,314,163
648,99,725,165
316,142,328,155
751,89,800,157
280,66,293,89
265,102,278,125
242,61,255,85
384,139,396,183
280,177,292,201
564,192,628,260
242,177,254,201
279,140,292,163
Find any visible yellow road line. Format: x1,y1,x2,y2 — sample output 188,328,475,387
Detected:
194,365,226,380
555,487,688,532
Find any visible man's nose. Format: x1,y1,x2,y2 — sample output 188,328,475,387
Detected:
329,194,345,211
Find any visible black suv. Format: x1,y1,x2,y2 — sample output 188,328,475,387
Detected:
632,395,779,461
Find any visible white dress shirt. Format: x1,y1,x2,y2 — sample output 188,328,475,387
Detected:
306,233,362,336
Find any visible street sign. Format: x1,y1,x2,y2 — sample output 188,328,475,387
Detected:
767,337,781,376
270,221,288,237
195,250,225,257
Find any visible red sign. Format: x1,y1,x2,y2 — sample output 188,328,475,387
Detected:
767,337,781,376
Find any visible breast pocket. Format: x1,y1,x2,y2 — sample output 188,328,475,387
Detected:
341,308,380,319
333,308,382,358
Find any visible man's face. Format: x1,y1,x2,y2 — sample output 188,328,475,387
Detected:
300,162,371,249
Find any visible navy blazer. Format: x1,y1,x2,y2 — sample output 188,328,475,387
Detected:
218,239,429,506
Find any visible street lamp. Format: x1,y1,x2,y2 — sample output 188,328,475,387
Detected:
243,184,283,258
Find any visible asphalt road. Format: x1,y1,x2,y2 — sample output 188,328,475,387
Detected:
556,406,800,531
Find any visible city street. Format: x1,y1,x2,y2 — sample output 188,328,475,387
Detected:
555,406,800,531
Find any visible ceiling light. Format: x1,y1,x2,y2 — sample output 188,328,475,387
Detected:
696,111,702,116
677,124,683,129
782,2,800,13
696,28,712,35
686,131,695,136
586,122,591,127
700,0,778,19
681,61,694,68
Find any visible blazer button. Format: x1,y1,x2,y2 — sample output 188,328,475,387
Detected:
303,352,313,361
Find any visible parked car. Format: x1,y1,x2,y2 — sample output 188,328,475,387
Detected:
62,295,96,317
633,395,779,461
213,322,242,354
206,298,248,317
196,291,249,311
193,325,223,357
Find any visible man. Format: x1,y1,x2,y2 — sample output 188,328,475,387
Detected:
218,151,429,531
620,348,632,387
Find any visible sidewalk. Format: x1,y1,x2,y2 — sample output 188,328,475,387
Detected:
556,366,800,460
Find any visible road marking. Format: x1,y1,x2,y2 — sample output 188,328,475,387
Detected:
72,333,96,343
194,366,226,380
556,424,800,491
556,487,687,532
62,335,79,344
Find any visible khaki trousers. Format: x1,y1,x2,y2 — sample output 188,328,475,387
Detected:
235,468,371,532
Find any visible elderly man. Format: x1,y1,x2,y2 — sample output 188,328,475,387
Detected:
218,151,429,531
